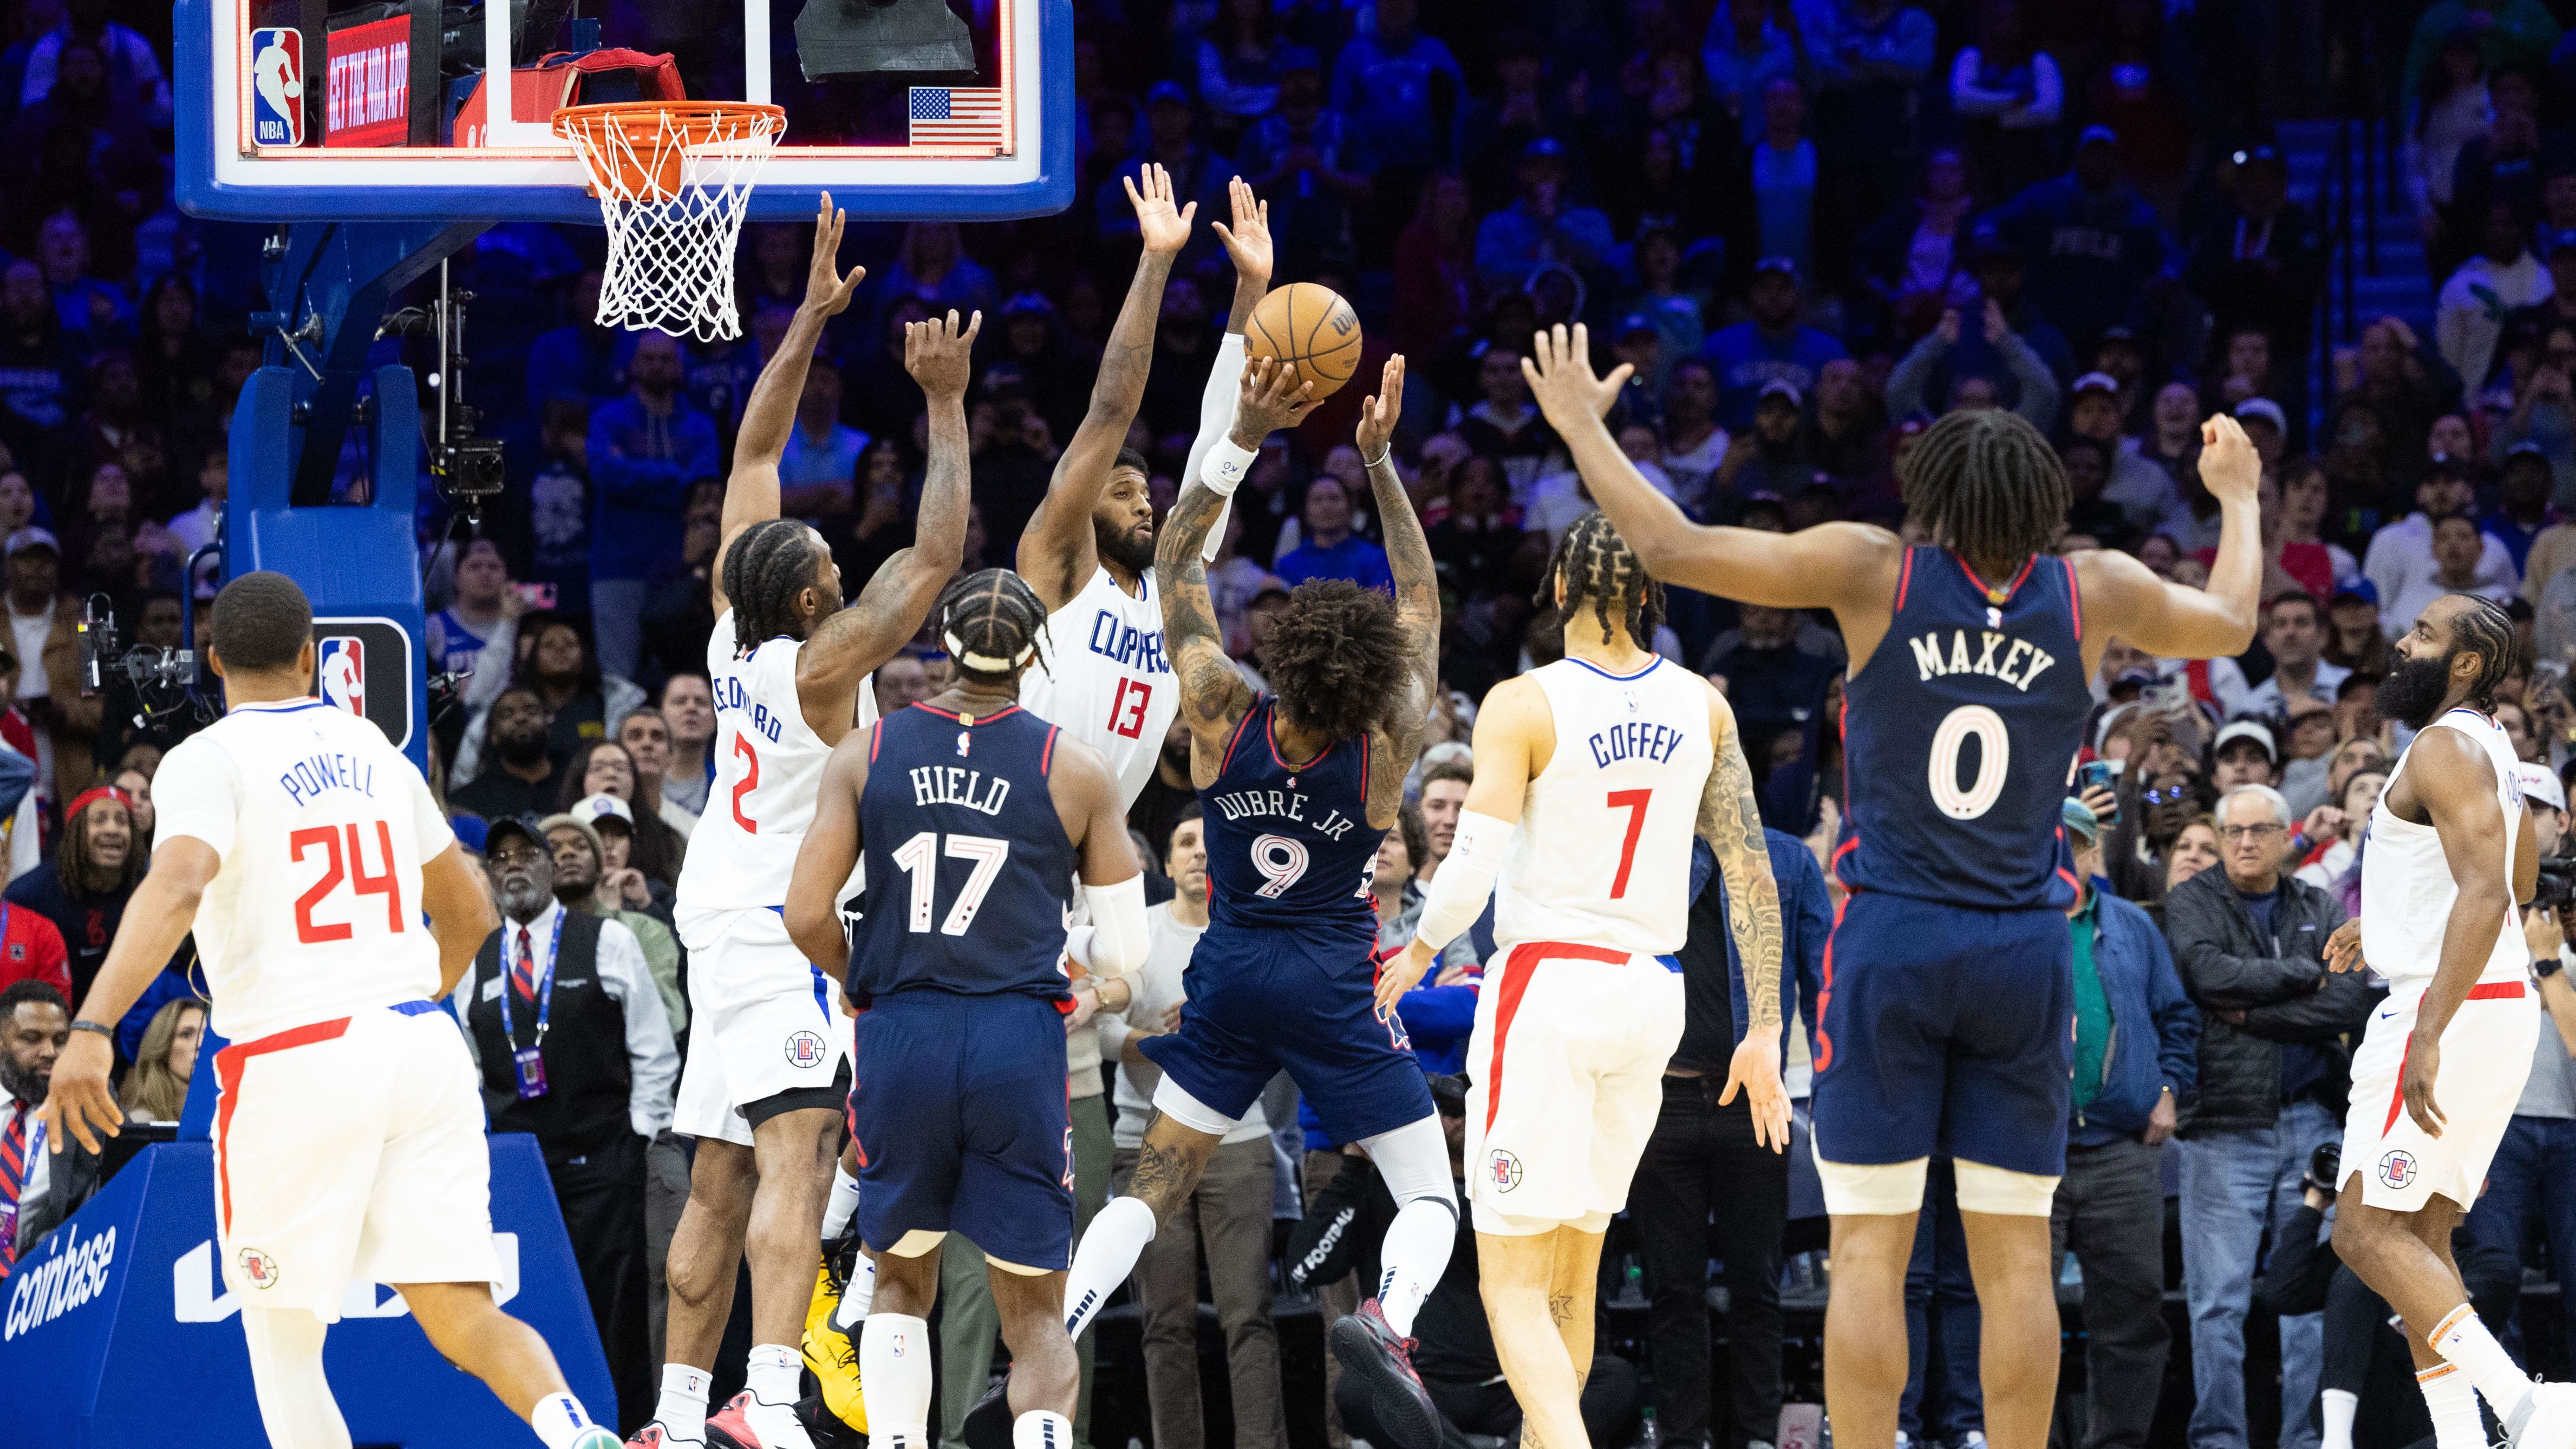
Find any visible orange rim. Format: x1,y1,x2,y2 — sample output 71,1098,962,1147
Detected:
550,100,788,145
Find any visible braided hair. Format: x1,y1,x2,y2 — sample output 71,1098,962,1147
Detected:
724,518,831,655
939,568,1051,685
1899,408,2071,579
2445,591,2519,711
1535,509,1666,647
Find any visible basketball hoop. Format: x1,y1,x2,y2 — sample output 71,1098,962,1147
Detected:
555,101,788,341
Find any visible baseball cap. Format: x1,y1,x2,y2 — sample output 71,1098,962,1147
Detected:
2078,124,2118,150
980,359,1030,393
1000,290,1055,317
1521,135,1568,163
5,527,58,558
2507,439,2551,464
1757,379,1802,407
2062,797,2104,845
2234,397,2288,432
481,813,546,858
1618,311,1658,339
574,793,636,831
2099,324,2139,346
2214,719,2278,762
1752,255,1801,283
2546,228,2576,260
1145,80,1190,108
2330,576,2379,608
536,811,603,860
2071,371,2120,398
2518,761,2568,814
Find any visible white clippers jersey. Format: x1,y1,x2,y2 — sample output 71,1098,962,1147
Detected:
675,609,875,912
151,699,455,1043
1496,656,1716,958
1019,565,1177,809
2360,707,2525,986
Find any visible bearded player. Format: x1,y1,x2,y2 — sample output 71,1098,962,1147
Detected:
1376,507,1790,1449
2323,593,2573,1449
42,572,621,1449
1518,323,2265,1449
649,200,975,1449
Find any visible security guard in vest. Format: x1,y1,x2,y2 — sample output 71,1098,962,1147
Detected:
467,814,679,1435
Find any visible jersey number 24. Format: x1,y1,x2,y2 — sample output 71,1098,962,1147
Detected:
291,821,405,944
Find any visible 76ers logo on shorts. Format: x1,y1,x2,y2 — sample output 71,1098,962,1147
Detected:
1487,1150,1523,1192
784,1030,829,1068
2379,1149,2419,1190
237,1246,282,1290
317,636,366,716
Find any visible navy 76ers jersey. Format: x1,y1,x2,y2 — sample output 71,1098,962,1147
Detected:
850,703,1078,1004
1202,697,1381,961
1838,548,2091,910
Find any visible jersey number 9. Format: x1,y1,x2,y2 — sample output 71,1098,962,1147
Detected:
291,821,406,944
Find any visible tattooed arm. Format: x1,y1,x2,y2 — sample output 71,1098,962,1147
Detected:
1359,356,1438,826
1703,683,1792,1151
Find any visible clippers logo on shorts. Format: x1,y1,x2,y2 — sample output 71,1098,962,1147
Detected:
317,636,366,717
784,1029,829,1068
237,1247,282,1290
1488,1150,1523,1192
249,28,304,147
2379,1149,2418,1190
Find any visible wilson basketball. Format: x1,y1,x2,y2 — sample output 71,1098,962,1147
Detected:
1246,283,1363,399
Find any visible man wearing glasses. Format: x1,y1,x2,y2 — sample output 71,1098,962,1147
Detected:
2162,783,2375,1449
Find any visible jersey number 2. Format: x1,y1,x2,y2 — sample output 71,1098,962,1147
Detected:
892,832,1012,935
732,736,760,833
291,822,405,944
1107,678,1152,739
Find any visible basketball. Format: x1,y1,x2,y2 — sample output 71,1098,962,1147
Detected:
1246,283,1364,400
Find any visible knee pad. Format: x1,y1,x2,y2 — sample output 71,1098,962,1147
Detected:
1150,1075,1243,1136
1357,1114,1457,1213
1952,1158,2062,1217
1814,1154,1930,1217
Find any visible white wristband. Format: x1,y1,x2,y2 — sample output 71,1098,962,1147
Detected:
1200,437,1256,498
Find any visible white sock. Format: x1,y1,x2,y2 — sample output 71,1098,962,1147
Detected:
860,1312,935,1448
2431,1302,2534,1424
832,1251,877,1333
655,1363,712,1445
823,1164,863,1242
2319,1388,2358,1449
1062,1195,1155,1337
1374,1197,1458,1337
240,1305,351,1449
1013,1409,1075,1449
742,1342,813,1448
529,1392,598,1449
2418,1364,2487,1449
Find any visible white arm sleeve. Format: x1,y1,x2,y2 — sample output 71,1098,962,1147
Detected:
1413,809,1516,954
1079,874,1152,980
1185,333,1250,563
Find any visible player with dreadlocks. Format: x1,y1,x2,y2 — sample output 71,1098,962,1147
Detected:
1052,354,1465,1449
1519,323,2267,1449
2319,593,2574,1449
1365,502,1785,1449
645,197,975,1449
783,566,1147,1449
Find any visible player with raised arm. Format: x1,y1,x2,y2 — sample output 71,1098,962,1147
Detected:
1517,323,2265,1449
1373,507,1791,1449
40,571,620,1449
2321,595,2573,1449
781,569,1147,1449
1055,355,1463,1449
651,197,975,1449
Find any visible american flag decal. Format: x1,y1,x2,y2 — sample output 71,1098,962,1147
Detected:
909,87,1005,149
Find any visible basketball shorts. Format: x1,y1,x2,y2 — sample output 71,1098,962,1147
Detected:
847,990,1074,1271
2341,974,2540,1212
1464,940,1686,1234
1140,924,1434,1148
674,904,847,1146
210,1000,499,1319
1810,892,2073,1188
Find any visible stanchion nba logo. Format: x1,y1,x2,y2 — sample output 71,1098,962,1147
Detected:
784,1030,828,1068
249,29,304,147
237,1247,281,1290
1487,1151,1523,1192
317,637,366,716
2379,1149,2418,1190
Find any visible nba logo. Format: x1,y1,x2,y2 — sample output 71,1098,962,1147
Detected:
317,636,365,716
249,29,305,147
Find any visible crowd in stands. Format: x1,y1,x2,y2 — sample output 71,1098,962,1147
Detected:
12,0,2576,1444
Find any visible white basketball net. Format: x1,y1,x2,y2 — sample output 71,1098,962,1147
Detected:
556,104,787,342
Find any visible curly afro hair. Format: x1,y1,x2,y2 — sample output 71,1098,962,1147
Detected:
1266,579,1408,745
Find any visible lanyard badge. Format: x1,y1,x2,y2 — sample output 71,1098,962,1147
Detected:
499,911,568,1101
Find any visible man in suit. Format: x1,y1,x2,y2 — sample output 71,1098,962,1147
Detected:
2,977,123,1271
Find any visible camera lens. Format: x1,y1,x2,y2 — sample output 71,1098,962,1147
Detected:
2308,1140,2342,1191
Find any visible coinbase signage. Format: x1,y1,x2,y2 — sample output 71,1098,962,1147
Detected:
0,1136,610,1446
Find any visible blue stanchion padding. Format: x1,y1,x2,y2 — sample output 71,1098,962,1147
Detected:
0,1135,610,1447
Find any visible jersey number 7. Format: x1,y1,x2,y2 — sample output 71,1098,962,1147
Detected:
291,821,405,944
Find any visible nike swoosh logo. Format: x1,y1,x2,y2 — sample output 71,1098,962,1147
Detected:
2379,1009,2399,1020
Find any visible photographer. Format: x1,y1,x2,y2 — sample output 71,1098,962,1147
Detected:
2461,763,2576,1368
